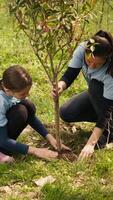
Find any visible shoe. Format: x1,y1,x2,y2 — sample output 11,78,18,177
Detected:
95,133,113,149
96,134,107,149
109,133,113,142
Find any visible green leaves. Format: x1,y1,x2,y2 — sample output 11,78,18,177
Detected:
9,0,98,81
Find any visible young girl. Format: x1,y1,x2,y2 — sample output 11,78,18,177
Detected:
53,30,113,160
0,65,68,163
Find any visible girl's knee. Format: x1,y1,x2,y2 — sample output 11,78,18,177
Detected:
7,104,28,123
21,99,36,116
18,105,28,121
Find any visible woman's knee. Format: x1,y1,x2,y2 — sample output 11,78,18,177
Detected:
60,105,71,122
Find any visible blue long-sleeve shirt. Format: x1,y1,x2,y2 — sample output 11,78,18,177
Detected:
0,90,48,154
0,125,29,154
0,115,48,155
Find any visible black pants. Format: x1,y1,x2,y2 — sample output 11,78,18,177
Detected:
6,99,36,140
60,90,97,123
60,79,113,136
0,98,49,155
0,100,36,155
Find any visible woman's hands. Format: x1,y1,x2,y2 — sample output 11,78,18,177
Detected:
78,127,103,160
46,134,71,151
52,81,67,98
78,144,94,161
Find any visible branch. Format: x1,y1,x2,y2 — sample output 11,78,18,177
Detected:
74,20,86,50
14,13,38,44
57,48,64,70
46,47,55,75
98,0,105,28
107,1,113,10
32,46,53,84
58,52,70,74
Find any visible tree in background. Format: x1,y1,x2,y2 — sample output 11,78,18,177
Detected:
9,0,97,151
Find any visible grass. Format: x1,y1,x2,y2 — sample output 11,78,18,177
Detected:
0,0,113,199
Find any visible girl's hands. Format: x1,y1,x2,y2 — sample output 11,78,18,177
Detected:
28,146,58,160
35,148,58,160
46,134,71,151
78,144,94,161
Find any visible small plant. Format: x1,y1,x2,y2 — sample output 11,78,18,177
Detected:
9,0,97,151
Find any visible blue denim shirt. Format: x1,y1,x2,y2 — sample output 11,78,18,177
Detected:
0,90,20,126
68,42,113,100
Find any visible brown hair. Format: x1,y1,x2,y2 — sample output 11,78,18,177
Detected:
1,65,32,91
86,30,113,76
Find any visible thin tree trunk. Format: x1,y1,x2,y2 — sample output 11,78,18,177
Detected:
98,0,105,28
53,76,61,151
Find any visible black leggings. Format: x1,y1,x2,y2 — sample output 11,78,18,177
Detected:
0,99,48,155
60,79,113,136
0,100,35,155
6,99,36,140
60,90,97,123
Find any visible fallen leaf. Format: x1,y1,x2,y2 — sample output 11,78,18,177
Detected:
100,178,107,185
71,125,77,134
0,186,12,193
33,175,56,187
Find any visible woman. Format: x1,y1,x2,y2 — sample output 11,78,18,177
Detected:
53,30,113,160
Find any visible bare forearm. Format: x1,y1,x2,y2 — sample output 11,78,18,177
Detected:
28,146,58,160
78,127,104,160
28,146,38,155
28,146,43,158
87,127,103,146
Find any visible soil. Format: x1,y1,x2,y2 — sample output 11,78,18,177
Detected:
24,121,93,162
58,149,78,162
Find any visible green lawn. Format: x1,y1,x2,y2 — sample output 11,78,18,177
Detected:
0,0,113,199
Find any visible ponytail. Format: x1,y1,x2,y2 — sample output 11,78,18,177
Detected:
95,30,113,47
95,30,113,77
